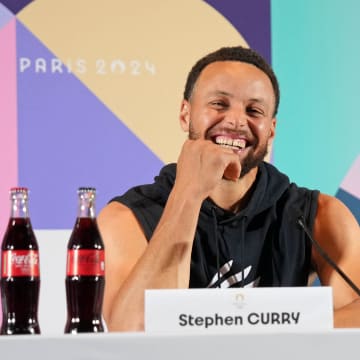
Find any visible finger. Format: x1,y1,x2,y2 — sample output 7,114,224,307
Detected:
223,161,241,181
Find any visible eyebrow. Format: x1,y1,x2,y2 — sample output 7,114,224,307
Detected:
207,90,234,97
208,92,267,105
248,97,267,105
206,91,271,110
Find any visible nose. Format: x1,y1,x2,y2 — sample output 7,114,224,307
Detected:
224,107,247,129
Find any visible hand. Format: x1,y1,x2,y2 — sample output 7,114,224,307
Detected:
174,139,241,200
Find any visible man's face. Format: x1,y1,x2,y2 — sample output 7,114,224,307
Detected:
180,61,277,177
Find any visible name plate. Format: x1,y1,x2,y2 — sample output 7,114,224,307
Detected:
145,287,333,333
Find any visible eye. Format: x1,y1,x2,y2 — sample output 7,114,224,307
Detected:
247,106,264,117
209,100,228,110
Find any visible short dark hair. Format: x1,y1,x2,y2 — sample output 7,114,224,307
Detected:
183,46,280,116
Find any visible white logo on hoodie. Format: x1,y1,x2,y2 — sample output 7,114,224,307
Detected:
207,260,260,288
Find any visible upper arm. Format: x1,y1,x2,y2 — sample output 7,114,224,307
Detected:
312,193,360,308
97,201,148,322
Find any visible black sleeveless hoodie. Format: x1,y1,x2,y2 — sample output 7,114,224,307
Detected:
111,162,319,288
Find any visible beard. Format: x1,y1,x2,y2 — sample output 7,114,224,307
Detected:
239,144,268,177
188,121,268,178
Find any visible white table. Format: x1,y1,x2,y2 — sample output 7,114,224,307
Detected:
5,230,356,360
0,330,358,360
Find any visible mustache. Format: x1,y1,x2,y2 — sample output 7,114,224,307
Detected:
207,128,251,139
189,121,254,141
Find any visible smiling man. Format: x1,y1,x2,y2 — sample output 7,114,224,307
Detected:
97,46,360,331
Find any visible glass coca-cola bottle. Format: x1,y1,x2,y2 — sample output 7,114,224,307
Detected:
0,187,41,335
64,187,105,333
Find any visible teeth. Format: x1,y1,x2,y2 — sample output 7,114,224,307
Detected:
215,136,246,149
232,139,246,149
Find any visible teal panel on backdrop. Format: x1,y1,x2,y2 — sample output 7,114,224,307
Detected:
271,0,360,195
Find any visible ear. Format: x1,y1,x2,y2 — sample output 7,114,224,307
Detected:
268,117,277,143
179,100,191,132
265,118,277,162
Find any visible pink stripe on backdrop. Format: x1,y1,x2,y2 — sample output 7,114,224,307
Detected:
0,18,18,239
340,155,360,198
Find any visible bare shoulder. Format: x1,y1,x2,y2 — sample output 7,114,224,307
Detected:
315,193,359,238
313,193,360,308
98,201,139,228
97,201,148,264
97,201,148,319
98,201,147,246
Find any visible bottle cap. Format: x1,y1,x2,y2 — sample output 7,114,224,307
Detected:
77,187,96,193
10,187,29,193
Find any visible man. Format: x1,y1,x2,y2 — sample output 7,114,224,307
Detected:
97,46,360,331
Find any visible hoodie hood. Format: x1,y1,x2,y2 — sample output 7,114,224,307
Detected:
113,161,318,289
152,161,290,223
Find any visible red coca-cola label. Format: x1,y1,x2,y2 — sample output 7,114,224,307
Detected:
1,250,40,277
66,249,105,276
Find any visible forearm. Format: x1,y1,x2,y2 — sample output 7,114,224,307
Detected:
334,298,360,328
107,190,203,331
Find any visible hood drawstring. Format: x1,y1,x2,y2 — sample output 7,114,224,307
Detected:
211,207,220,288
211,207,248,288
239,216,247,287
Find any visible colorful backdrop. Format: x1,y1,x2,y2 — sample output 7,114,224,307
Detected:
271,0,359,223
0,0,272,233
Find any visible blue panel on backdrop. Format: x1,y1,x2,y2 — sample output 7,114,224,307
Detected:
17,21,163,229
204,0,271,63
0,0,33,14
336,189,360,224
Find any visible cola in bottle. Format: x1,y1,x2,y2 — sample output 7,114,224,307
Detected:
64,187,105,333
1,187,41,335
